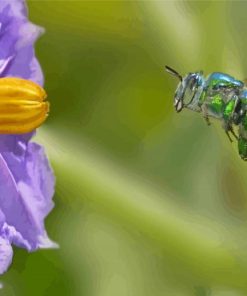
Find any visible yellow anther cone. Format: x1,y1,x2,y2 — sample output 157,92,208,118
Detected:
0,78,49,134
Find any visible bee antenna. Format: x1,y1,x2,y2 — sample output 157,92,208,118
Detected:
165,65,182,82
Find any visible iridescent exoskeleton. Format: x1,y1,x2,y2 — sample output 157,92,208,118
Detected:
165,66,247,161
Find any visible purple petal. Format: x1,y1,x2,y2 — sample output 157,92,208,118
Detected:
0,0,44,85
0,0,43,145
0,209,5,230
0,132,34,154
0,236,12,275
1,222,31,250
0,1,27,19
0,143,55,250
0,154,38,248
0,0,56,264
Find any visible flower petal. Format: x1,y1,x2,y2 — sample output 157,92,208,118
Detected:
0,0,56,259
0,141,55,250
1,222,31,250
0,0,27,19
0,1,44,85
0,0,44,143
0,236,13,275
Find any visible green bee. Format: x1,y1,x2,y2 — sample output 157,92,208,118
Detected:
165,66,247,160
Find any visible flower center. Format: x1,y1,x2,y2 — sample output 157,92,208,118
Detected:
0,78,49,134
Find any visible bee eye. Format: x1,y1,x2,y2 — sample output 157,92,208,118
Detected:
191,77,197,87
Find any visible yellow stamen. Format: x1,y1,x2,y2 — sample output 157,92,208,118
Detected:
0,77,49,134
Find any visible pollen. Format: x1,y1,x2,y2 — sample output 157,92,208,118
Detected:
0,78,49,134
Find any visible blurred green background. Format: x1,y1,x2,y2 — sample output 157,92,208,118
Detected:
3,1,247,295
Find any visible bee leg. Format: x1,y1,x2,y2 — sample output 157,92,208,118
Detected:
222,120,235,142
204,116,211,126
201,105,211,126
229,126,239,140
223,120,238,142
225,130,233,143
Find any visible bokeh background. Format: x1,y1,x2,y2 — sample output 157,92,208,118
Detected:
2,1,247,295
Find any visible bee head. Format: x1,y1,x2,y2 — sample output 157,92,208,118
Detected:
165,66,203,112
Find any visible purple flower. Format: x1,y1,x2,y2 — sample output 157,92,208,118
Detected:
0,0,56,275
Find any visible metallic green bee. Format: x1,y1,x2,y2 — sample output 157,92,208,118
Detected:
165,65,247,160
